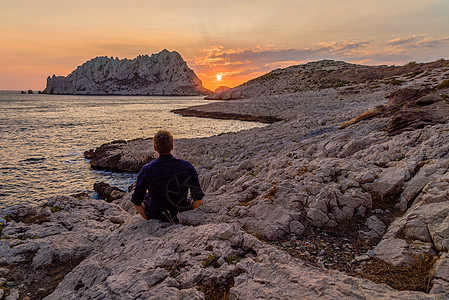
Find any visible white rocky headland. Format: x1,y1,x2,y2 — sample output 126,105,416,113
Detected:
43,49,211,96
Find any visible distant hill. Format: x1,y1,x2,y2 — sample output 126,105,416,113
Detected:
43,49,212,96
206,59,448,100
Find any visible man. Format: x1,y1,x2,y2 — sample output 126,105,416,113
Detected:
131,130,204,223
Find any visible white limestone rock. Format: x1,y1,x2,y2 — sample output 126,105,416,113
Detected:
363,165,411,198
44,222,434,299
0,194,131,268
289,220,305,237
362,215,386,239
43,50,211,96
374,238,413,267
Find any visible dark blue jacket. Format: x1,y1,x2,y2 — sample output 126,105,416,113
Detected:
131,154,204,222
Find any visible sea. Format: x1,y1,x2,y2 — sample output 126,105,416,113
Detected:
0,91,264,208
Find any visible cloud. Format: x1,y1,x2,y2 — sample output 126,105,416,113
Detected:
385,34,449,49
417,36,449,48
385,34,426,46
190,40,374,72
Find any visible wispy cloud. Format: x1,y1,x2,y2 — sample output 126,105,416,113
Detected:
385,34,426,46
188,35,449,89
192,40,374,68
385,34,449,49
417,36,449,48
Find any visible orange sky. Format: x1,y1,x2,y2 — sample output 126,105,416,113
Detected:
1,0,448,91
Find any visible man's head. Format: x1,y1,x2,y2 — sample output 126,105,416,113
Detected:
153,130,174,155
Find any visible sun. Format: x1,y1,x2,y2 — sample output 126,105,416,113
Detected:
216,74,222,81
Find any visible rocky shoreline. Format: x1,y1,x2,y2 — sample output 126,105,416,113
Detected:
1,60,449,299
171,108,282,123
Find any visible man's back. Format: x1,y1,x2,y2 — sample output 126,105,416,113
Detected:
131,154,204,222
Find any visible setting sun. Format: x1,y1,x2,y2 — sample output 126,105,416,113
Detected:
216,74,222,81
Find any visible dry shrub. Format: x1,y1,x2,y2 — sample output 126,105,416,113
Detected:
197,274,243,300
296,166,309,177
360,253,437,292
197,282,231,300
264,186,279,200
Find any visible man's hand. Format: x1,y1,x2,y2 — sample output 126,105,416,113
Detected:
133,203,149,220
190,199,202,210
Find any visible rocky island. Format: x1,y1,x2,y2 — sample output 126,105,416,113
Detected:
1,59,449,299
43,50,211,96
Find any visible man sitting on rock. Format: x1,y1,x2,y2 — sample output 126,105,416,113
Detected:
131,130,204,223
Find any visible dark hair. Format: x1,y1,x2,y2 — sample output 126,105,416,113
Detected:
153,130,174,154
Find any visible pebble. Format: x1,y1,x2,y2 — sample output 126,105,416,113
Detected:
366,250,375,258
217,257,225,265
319,249,326,256
0,268,9,277
317,261,326,269
5,289,19,300
282,241,293,247
0,277,6,286
355,255,370,262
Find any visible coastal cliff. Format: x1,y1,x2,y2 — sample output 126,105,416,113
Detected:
43,50,211,96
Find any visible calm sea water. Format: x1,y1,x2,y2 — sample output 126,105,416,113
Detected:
0,92,264,208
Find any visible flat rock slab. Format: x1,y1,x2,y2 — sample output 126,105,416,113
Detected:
45,222,433,300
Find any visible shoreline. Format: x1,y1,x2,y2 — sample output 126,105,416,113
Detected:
171,107,282,123
1,62,449,299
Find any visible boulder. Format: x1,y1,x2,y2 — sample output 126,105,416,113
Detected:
88,139,155,172
373,238,413,267
362,215,386,239
93,182,126,202
363,166,410,198
289,220,305,237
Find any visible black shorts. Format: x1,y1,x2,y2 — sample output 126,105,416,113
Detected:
143,195,185,223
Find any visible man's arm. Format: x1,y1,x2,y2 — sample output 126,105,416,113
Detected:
133,203,148,220
188,166,205,208
131,167,149,220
